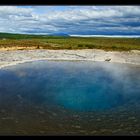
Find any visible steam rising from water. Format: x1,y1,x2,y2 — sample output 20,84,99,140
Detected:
0,61,140,135
1,61,139,112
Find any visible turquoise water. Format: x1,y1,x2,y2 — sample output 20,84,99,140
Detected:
0,61,140,135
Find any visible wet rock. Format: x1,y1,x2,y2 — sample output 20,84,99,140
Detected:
91,130,98,134
38,110,45,114
119,124,124,127
128,117,136,120
96,118,101,121
72,125,81,129
1,117,13,120
39,131,46,134
105,58,111,62
100,129,108,132
52,112,57,116
40,120,46,123
73,115,79,119
112,128,122,133
75,125,81,129
0,109,6,113
15,120,19,123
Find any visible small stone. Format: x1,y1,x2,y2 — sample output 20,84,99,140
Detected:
40,120,46,123
15,120,19,123
100,129,107,132
97,118,101,121
73,115,79,118
39,131,45,134
79,130,86,133
74,125,81,129
91,130,98,134
120,124,124,127
105,58,111,62
128,117,136,120
52,112,57,116
38,111,45,114
1,109,5,113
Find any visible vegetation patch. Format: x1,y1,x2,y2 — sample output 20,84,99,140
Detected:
0,33,140,51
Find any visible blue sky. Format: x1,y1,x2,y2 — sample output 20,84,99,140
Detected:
0,6,140,35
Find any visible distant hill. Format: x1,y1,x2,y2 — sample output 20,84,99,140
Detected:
48,33,70,37
0,32,69,39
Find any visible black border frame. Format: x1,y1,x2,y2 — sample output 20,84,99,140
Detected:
0,0,140,5
0,0,140,138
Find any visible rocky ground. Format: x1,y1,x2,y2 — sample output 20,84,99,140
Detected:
0,49,140,69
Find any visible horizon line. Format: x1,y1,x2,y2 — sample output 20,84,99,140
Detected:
69,34,140,38
0,32,140,38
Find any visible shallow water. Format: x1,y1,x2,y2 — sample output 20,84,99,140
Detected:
0,61,140,135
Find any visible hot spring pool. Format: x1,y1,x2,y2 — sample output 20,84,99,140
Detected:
0,61,140,135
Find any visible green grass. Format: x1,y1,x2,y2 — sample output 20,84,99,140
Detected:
0,32,140,51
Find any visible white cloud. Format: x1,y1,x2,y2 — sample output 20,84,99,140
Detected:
0,6,33,17
0,6,140,35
